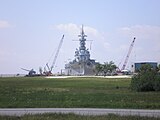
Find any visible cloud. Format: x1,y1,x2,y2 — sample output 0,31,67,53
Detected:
118,25,160,50
117,25,160,61
119,25,160,42
55,23,104,40
54,23,160,66
0,20,11,29
55,23,79,36
54,23,111,63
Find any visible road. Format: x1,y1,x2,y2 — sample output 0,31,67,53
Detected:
46,75,132,79
0,108,160,117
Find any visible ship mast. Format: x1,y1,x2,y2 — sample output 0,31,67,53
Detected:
75,25,90,62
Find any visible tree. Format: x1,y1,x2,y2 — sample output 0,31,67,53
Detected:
108,61,117,73
95,61,117,76
95,63,103,75
131,64,160,92
102,62,108,76
102,61,117,76
158,64,160,72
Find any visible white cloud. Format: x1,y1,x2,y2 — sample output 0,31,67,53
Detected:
119,25,160,42
55,23,79,36
55,23,104,40
118,25,160,62
54,23,111,62
54,23,160,67
0,20,11,29
118,25,160,51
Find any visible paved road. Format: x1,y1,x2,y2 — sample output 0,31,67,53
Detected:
0,108,160,117
46,75,132,79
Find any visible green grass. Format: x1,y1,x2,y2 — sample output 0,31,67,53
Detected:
0,113,160,120
0,77,160,109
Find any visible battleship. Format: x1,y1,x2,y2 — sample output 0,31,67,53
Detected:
65,25,97,75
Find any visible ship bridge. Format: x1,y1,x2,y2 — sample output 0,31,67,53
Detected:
65,25,97,75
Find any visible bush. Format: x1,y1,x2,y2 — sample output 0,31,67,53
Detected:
131,64,160,92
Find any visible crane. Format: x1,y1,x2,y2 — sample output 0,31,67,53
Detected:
21,68,36,76
121,37,136,71
45,34,64,75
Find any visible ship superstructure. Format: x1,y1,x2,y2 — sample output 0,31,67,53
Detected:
65,25,96,75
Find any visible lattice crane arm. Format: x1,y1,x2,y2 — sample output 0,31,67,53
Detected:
121,37,136,71
50,34,64,72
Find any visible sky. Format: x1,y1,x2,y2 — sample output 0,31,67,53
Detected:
0,0,160,74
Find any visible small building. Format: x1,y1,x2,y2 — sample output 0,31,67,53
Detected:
133,62,158,72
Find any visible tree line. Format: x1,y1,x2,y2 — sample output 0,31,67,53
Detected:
95,61,117,76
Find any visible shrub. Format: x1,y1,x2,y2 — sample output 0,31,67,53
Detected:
131,64,160,92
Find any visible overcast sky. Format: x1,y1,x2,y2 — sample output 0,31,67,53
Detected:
0,0,160,74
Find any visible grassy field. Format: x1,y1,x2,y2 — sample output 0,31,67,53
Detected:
1,113,160,120
0,76,160,109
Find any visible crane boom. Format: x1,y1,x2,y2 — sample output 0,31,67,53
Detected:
21,68,30,71
50,34,64,72
121,37,136,70
46,63,51,72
